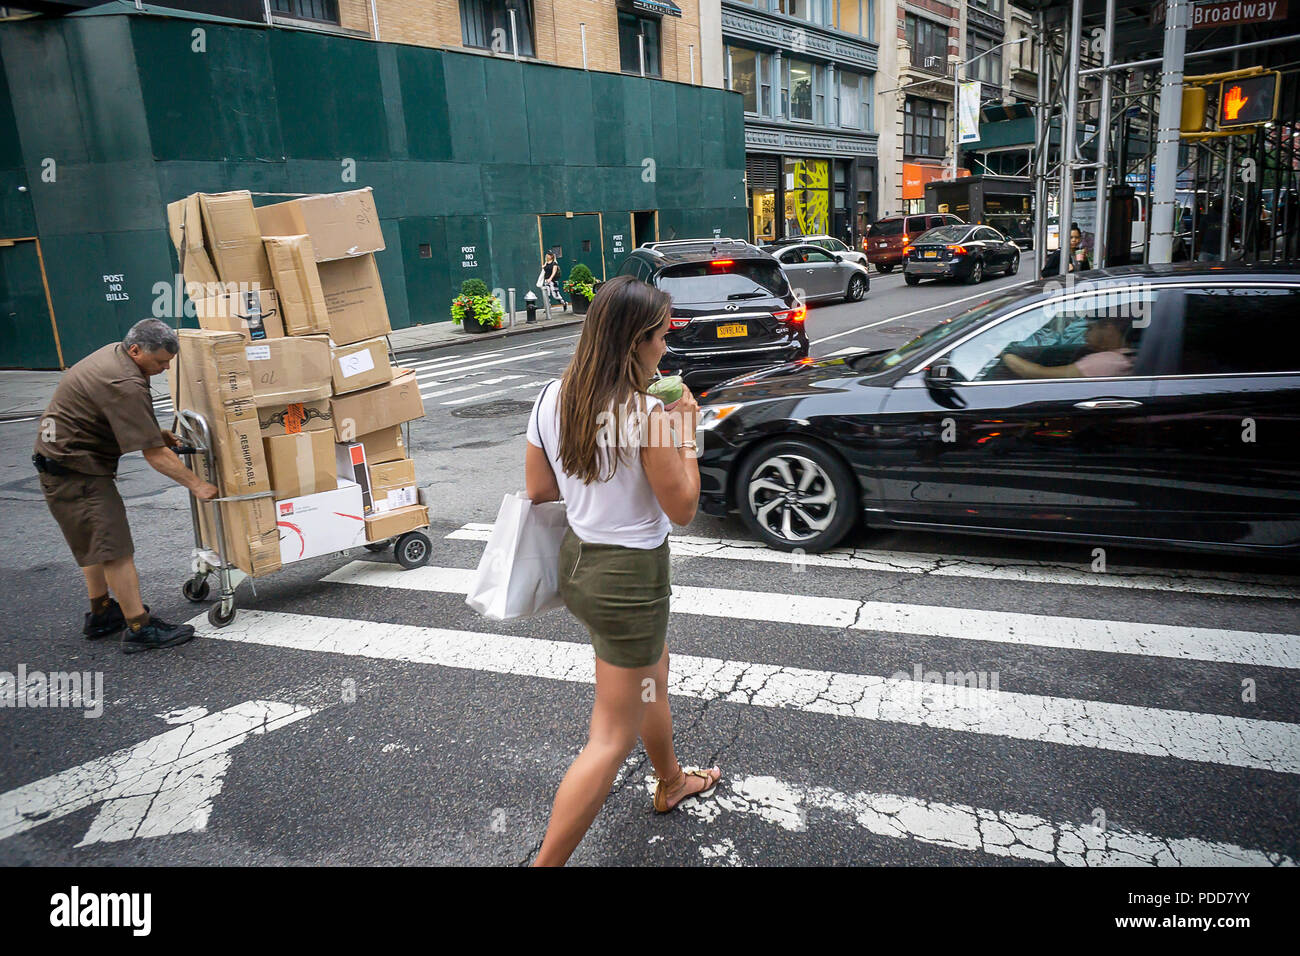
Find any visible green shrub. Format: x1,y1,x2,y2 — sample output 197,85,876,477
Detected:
460,278,490,298
567,263,595,286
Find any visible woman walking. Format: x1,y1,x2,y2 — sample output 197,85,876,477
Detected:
541,252,567,312
526,275,721,867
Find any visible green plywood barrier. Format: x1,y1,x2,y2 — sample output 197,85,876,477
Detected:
0,241,60,370
0,12,750,367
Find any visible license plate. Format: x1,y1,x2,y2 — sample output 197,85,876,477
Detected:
923,250,938,258
716,323,748,339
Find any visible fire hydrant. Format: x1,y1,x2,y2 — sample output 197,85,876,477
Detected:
524,291,538,323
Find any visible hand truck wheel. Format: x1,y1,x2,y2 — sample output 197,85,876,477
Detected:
395,531,432,569
183,576,211,603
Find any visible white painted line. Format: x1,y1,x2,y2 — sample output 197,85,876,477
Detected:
421,374,525,400
191,609,1300,774
446,525,1300,601
822,346,866,357
810,279,1034,345
653,772,1294,866
0,700,318,845
400,332,578,369
441,379,551,406
0,416,39,425
409,350,555,380
321,561,1300,669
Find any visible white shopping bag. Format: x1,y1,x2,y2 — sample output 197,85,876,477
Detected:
465,492,569,620
535,270,546,290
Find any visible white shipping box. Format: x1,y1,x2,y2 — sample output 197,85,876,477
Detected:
276,479,366,563
372,485,418,514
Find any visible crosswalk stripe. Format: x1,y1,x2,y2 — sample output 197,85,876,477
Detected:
420,374,525,400
445,525,1300,600
408,350,555,379
653,772,1294,866
190,608,1300,774
400,333,578,371
441,380,551,406
320,561,1300,669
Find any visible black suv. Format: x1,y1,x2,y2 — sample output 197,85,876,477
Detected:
617,238,809,390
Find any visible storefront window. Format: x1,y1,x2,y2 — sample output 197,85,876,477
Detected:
752,189,778,244
783,158,830,236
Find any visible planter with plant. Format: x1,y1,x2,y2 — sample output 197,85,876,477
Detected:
563,264,596,315
451,279,504,334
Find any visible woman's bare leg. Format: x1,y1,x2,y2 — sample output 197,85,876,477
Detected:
638,646,721,810
531,657,653,867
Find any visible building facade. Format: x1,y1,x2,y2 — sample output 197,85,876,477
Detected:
720,0,879,247
0,3,747,369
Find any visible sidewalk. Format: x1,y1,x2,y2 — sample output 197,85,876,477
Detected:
0,309,582,421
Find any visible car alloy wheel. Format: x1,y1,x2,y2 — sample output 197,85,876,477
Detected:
747,454,838,544
966,260,983,284
1008,254,1019,275
846,275,866,301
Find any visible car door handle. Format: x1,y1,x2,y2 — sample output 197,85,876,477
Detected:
1074,399,1143,410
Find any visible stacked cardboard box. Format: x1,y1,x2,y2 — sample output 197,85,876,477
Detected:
168,187,428,565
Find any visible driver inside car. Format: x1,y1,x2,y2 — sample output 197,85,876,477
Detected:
1002,316,1135,379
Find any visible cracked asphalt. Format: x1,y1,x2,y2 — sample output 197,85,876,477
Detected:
1,274,1297,866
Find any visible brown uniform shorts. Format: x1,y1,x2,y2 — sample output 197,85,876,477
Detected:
39,472,134,566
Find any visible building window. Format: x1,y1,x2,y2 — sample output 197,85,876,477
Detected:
863,72,874,130
784,158,830,235
970,0,1004,15
777,0,825,25
967,32,1003,87
619,11,662,77
834,0,861,34
460,1,536,57
786,59,816,122
904,97,946,157
271,0,339,22
905,14,949,74
839,72,860,128
728,47,771,116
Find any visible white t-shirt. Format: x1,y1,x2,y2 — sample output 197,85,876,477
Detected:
526,379,671,550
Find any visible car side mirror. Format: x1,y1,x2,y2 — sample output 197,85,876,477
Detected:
832,253,843,262
925,358,955,389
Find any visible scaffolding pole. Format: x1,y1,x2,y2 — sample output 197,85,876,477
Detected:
1095,0,1116,267
1151,0,1189,263
1059,0,1083,276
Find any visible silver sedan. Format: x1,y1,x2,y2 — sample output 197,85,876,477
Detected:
773,243,871,303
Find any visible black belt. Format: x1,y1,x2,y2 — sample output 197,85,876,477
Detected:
32,453,83,478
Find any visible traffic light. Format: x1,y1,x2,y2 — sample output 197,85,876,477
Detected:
1218,72,1280,128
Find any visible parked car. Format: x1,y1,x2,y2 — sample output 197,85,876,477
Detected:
763,234,869,268
865,213,964,272
903,223,1021,285
771,242,870,303
695,263,1300,555
618,238,808,391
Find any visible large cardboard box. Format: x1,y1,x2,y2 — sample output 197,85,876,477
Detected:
255,187,385,262
369,458,417,514
193,288,284,341
192,447,281,578
257,399,333,438
246,335,333,406
276,480,367,563
264,431,338,500
197,191,275,289
329,370,424,441
357,425,406,464
364,504,428,543
317,254,391,345
167,194,220,287
263,235,330,336
330,337,393,395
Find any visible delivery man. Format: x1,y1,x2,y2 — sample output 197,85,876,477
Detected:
33,318,219,653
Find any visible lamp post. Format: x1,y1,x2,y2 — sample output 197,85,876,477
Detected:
951,36,1030,182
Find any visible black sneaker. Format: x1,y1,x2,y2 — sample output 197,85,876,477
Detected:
83,599,126,639
120,616,195,654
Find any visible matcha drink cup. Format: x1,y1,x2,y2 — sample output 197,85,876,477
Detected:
648,375,684,411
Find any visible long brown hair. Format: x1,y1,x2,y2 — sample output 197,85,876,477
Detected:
557,274,671,484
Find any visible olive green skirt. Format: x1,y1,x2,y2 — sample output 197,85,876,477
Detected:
559,528,670,669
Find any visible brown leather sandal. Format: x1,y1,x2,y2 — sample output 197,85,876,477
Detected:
653,766,721,814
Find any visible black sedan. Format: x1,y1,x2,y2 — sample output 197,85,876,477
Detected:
904,224,1021,285
695,263,1300,556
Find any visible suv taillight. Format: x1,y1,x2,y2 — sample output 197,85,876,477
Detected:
669,317,692,330
774,306,807,324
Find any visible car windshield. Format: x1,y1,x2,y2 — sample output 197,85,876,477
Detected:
849,288,1030,373
657,260,788,303
868,220,904,237
917,225,970,244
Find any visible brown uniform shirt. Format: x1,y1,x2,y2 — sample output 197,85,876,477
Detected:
34,343,164,476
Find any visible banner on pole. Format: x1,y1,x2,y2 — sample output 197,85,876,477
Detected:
958,81,982,144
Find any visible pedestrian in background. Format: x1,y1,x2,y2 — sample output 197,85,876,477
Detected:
541,252,567,312
33,318,218,652
525,275,721,866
